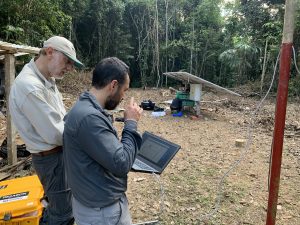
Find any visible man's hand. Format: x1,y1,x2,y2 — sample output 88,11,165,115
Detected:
124,97,143,122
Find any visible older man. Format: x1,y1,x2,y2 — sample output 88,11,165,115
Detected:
9,36,83,225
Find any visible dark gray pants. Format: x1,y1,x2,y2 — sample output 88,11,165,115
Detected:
72,195,132,225
32,151,73,225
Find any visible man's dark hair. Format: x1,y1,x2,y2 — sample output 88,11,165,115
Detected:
92,57,129,89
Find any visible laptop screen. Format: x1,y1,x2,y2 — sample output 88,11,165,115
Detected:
137,132,181,171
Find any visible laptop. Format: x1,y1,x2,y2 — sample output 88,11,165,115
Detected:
132,131,181,174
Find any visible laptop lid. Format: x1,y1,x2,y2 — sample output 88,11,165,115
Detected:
132,131,181,174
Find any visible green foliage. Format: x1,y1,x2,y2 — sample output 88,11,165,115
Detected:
220,0,294,89
0,0,71,46
71,0,130,67
0,0,299,91
288,75,300,97
2,25,24,43
219,39,259,85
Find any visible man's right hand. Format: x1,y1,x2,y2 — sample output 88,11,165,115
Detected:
124,97,143,122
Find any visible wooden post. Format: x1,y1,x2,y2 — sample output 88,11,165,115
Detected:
4,53,17,165
266,0,296,224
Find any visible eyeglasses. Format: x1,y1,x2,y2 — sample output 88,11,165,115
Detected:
53,50,74,68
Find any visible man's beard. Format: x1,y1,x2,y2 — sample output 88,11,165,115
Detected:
105,93,121,110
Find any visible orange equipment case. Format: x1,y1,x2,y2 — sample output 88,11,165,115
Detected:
0,175,44,225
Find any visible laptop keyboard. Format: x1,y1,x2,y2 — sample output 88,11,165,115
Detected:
134,159,156,172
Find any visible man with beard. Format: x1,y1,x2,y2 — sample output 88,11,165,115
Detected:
63,57,143,225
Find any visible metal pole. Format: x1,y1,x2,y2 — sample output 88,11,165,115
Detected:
266,0,296,224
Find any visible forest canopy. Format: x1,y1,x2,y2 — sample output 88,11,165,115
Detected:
0,0,299,92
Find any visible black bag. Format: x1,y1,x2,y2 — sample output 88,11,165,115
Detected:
0,138,30,158
170,98,182,111
140,100,155,110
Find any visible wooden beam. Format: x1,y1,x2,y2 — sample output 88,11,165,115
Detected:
0,41,40,55
1,51,31,64
5,54,17,165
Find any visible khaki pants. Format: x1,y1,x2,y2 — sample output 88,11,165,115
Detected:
72,195,132,225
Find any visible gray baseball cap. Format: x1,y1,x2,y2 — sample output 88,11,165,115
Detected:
43,36,84,68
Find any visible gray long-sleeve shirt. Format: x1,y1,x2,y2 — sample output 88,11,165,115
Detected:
63,91,142,208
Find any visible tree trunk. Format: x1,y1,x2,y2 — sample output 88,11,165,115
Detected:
190,17,195,74
260,38,269,94
171,1,177,72
155,0,160,88
165,0,169,86
199,39,209,77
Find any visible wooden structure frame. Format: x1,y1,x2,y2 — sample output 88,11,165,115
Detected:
0,41,40,165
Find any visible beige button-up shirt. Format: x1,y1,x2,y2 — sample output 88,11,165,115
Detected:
9,59,66,153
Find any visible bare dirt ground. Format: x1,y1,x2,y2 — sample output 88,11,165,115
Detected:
122,88,300,225
0,73,299,225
